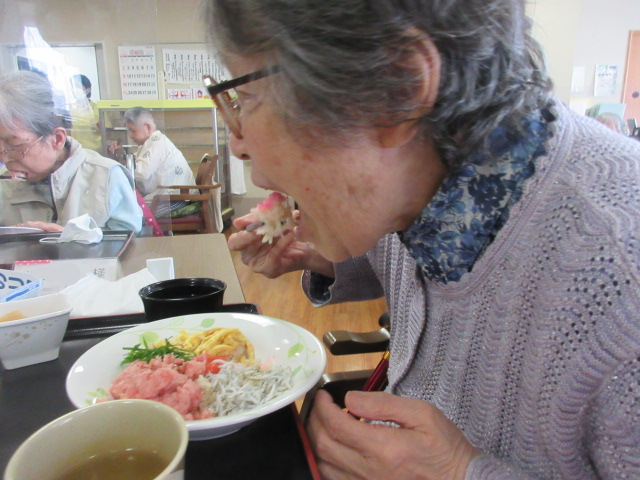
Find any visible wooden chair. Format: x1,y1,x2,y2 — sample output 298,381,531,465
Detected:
151,153,222,234
299,312,390,422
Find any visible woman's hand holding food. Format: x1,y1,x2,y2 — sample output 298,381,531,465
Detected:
307,390,479,480
229,213,331,279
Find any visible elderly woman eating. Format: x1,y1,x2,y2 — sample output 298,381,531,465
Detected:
0,71,142,233
207,0,640,478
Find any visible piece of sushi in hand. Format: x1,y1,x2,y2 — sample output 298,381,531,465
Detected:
248,192,296,243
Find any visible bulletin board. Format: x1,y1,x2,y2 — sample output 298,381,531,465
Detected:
117,42,227,101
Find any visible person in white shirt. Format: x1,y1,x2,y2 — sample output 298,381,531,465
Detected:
123,107,195,208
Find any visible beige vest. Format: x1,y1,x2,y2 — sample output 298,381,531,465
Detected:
0,139,133,228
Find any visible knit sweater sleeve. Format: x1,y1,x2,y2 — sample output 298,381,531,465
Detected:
587,355,640,478
301,255,384,306
465,455,538,479
465,355,640,480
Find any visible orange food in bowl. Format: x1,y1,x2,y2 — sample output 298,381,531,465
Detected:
0,310,26,323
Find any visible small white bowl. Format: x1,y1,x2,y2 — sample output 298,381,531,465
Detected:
0,293,72,369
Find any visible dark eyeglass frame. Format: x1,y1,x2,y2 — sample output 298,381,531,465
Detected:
203,65,280,139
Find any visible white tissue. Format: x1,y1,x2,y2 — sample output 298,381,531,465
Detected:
62,268,159,318
40,214,103,244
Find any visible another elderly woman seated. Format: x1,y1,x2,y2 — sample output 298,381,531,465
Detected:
0,71,142,233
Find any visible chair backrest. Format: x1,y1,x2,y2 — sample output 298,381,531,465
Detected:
195,153,219,190
585,102,626,119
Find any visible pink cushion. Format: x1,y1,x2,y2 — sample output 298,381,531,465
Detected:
135,190,164,236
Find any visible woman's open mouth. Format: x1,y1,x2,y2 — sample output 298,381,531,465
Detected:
0,170,28,181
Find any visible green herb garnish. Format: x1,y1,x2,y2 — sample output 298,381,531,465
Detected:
121,338,196,365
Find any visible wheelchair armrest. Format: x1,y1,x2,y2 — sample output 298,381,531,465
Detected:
323,328,390,355
322,311,391,355
300,312,391,423
298,369,374,422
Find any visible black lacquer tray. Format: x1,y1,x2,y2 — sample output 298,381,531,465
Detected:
0,304,319,479
0,230,133,264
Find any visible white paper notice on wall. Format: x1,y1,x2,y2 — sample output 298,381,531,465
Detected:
594,64,618,97
571,66,585,94
118,45,159,100
162,49,227,84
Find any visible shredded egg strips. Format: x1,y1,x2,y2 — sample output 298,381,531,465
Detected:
158,328,255,363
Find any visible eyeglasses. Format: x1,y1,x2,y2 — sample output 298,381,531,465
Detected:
0,135,45,159
203,66,280,139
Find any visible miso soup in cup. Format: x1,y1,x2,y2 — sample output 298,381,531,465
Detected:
4,399,188,480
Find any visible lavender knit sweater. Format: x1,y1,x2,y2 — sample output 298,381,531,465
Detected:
303,104,640,479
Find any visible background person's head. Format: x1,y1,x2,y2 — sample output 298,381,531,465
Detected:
71,74,92,100
0,70,69,182
202,0,553,169
596,112,626,135
123,107,156,146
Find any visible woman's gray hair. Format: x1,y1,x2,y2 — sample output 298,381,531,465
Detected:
0,70,60,136
202,0,553,168
123,107,156,128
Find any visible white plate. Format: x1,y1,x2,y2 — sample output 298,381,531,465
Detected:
66,312,326,440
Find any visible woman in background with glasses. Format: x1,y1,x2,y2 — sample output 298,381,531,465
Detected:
0,70,142,233
212,0,640,478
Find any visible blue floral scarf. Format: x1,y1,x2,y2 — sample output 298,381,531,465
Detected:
399,114,550,284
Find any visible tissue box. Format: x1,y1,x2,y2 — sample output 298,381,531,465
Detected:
14,258,123,295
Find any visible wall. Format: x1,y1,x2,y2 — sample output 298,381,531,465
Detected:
528,0,640,116
527,0,582,103
3,0,635,108
1,0,637,216
2,0,637,104
0,0,205,99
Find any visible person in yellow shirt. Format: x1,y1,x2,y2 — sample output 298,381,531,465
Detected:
68,74,102,153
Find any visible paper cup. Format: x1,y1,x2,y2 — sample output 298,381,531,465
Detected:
4,399,188,480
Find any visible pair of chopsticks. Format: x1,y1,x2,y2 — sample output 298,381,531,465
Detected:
345,350,389,421
243,221,265,232
362,350,390,392
0,173,27,181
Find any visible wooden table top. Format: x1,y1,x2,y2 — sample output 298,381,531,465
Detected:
119,233,245,305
